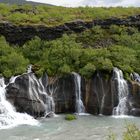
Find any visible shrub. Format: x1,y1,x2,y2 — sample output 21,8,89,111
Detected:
123,124,140,140
0,36,29,77
108,123,140,140
65,114,77,121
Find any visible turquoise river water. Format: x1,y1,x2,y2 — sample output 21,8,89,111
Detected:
0,115,139,140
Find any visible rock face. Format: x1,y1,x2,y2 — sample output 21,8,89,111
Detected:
0,15,140,45
6,73,76,117
52,75,76,113
82,72,118,115
5,69,140,117
6,73,47,117
128,81,140,116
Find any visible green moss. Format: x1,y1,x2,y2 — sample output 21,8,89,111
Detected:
65,114,77,121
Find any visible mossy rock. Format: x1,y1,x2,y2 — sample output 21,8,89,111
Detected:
65,114,77,121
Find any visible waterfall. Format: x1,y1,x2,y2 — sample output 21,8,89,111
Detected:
0,77,38,129
39,76,56,117
27,64,55,115
27,64,32,73
73,72,85,114
113,68,129,116
131,72,140,83
28,73,55,117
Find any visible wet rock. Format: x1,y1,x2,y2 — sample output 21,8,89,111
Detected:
49,75,76,113
128,81,140,116
45,111,55,118
6,73,47,117
83,72,118,115
130,108,140,116
5,70,140,117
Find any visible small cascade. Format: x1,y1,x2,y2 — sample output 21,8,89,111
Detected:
96,73,105,115
113,68,129,115
39,76,56,116
9,75,20,84
27,64,32,73
27,65,56,115
0,77,38,129
46,90,55,115
73,72,85,114
28,74,46,112
131,72,140,83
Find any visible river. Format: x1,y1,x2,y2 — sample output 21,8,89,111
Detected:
0,115,139,140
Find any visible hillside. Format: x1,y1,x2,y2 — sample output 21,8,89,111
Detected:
0,3,140,80
0,3,140,26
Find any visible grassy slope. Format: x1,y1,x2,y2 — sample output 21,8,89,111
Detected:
0,3,140,26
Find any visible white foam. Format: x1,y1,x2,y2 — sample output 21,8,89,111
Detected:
76,113,90,116
0,77,39,129
112,115,135,119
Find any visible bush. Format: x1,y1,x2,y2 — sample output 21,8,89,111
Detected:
108,123,140,140
65,114,77,121
2,25,140,80
0,36,29,77
123,124,140,140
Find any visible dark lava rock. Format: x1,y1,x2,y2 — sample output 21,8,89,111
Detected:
0,15,140,45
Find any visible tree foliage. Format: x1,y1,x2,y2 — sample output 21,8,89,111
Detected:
1,25,140,79
0,37,29,77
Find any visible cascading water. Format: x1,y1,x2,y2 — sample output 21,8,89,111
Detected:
27,64,32,73
131,72,140,83
73,72,85,114
113,68,129,116
0,77,38,129
27,65,55,116
0,64,56,129
39,76,56,117
96,73,105,115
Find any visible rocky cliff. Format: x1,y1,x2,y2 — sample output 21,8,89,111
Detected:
5,68,140,117
0,14,140,45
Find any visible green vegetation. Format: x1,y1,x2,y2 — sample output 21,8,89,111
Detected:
1,25,140,78
0,4,140,79
65,114,77,121
0,37,29,77
0,3,140,26
108,123,140,140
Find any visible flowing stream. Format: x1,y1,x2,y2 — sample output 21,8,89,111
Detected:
0,115,139,140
